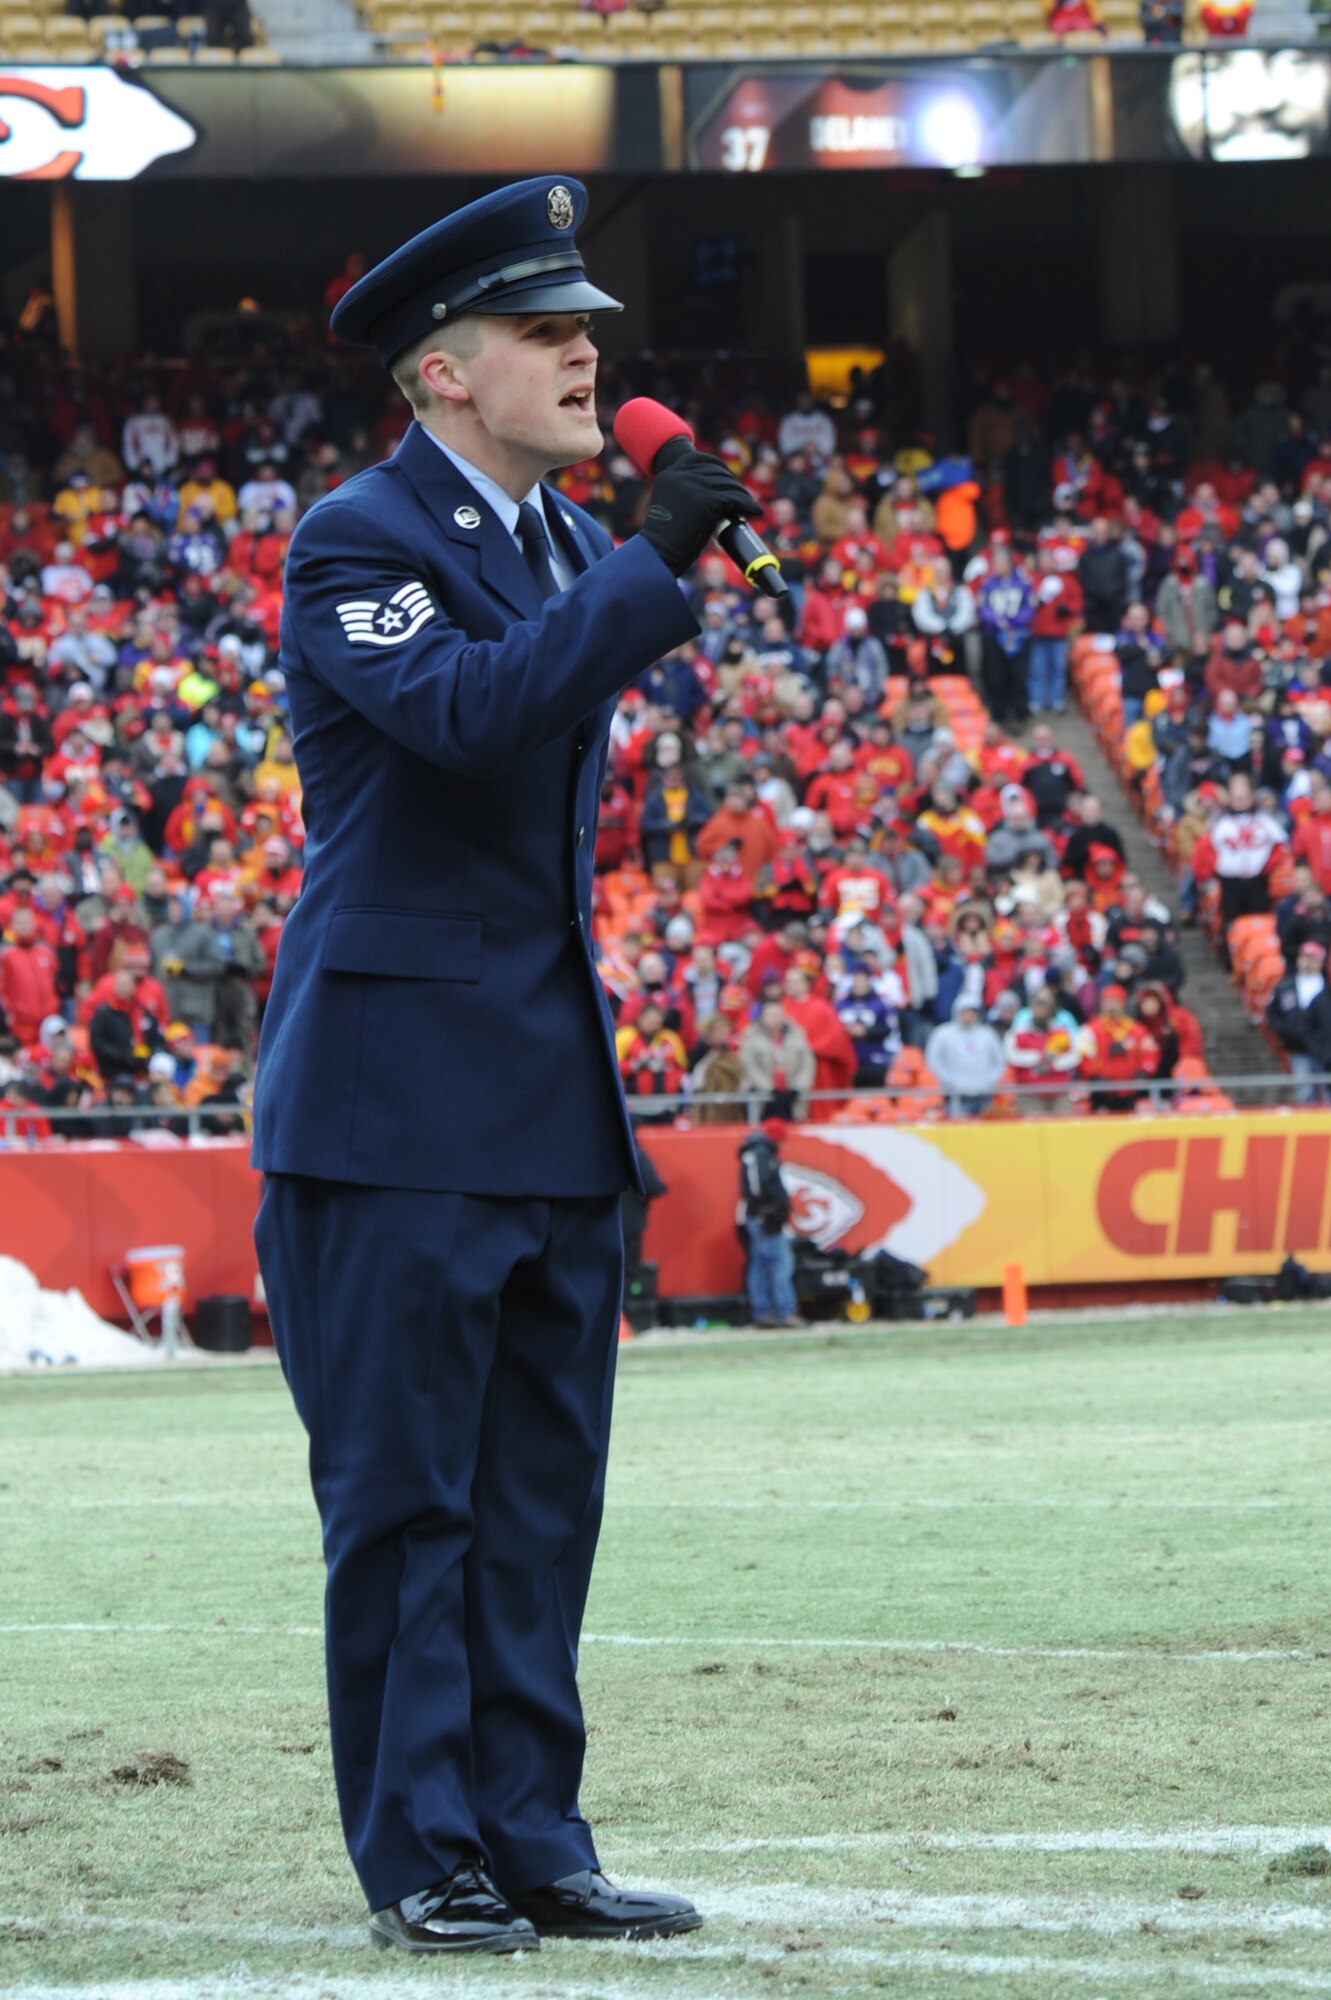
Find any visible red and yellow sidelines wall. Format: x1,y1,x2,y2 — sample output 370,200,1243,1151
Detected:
0,1143,260,1320
0,1116,1329,1320
639,1115,1331,1293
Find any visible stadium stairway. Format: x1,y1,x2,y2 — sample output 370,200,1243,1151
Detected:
1251,0,1317,37
1043,699,1285,1082
258,0,373,60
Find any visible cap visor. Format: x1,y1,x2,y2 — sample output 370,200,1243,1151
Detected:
473,279,623,315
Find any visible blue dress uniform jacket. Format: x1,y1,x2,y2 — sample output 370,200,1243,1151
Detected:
251,423,699,1195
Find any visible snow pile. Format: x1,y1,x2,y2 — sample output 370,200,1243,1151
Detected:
0,1255,164,1371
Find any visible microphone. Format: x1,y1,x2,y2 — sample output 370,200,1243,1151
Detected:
613,396,789,600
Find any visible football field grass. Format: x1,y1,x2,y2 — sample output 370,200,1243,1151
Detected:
1,1308,1330,2000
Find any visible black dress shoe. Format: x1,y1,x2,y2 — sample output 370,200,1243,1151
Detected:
369,1856,539,1954
508,1867,703,1940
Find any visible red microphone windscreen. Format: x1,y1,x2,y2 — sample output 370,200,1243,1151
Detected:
612,397,694,477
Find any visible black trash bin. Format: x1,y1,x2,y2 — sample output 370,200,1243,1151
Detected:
193,1294,252,1353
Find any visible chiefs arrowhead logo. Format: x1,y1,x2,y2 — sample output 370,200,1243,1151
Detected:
0,68,195,181
780,1130,986,1265
782,1164,868,1249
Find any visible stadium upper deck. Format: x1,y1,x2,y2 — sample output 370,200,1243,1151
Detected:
0,0,1318,66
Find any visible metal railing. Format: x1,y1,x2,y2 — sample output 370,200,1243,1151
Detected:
0,1105,250,1144
624,1072,1331,1117
2,1072,1328,1147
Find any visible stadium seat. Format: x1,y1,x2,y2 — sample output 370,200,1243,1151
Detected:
966,1,1009,35
821,1,869,26
46,14,92,47
377,8,432,33
87,14,132,44
605,8,650,40
1227,914,1276,961
888,1049,944,1121
914,2,964,41
0,13,45,42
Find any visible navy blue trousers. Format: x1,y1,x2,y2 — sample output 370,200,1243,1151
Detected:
255,1176,623,1911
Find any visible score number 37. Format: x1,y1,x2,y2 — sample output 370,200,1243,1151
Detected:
719,124,771,171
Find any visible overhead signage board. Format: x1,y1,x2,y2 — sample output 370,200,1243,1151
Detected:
1,53,1328,182
685,49,1331,170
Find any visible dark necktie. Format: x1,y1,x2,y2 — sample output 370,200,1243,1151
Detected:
516,500,560,602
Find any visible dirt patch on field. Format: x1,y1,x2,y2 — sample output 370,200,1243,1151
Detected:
108,1751,191,1787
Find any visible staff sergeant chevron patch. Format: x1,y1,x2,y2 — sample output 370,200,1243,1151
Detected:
336,581,436,647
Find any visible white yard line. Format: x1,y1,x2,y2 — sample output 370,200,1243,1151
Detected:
0,1623,1325,1662
0,1493,1320,1512
868,1955,1331,1993
5,1970,1331,2000
6,1887,1331,1954
689,1883,1331,1934
0,1623,324,1638
617,1822,1331,1857
622,1497,1323,1510
583,1634,1327,1662
0,1495,312,1511
6,1939,1331,1998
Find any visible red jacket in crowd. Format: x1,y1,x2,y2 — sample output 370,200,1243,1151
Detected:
1085,1012,1158,1082
1029,571,1084,637
1292,807,1331,896
78,968,169,1031
697,859,754,945
0,935,59,1046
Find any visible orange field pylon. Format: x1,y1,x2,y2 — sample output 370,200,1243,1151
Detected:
1001,1262,1027,1327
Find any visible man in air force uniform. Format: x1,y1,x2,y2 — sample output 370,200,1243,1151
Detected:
251,176,758,1955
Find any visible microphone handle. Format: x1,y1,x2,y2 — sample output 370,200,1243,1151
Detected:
649,434,790,600
717,516,790,601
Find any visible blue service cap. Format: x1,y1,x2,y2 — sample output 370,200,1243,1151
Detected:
330,175,622,365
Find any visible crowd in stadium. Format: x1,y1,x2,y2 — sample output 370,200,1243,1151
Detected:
3,290,1331,1137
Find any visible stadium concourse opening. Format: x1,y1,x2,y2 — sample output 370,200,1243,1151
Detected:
6,156,1331,370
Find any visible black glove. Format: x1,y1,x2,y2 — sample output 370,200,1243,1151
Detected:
638,449,761,577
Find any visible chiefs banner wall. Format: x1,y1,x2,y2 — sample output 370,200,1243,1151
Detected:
641,1114,1331,1293
0,1115,1328,1320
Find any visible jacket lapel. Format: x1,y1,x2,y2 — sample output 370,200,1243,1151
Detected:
394,424,541,621
541,486,594,576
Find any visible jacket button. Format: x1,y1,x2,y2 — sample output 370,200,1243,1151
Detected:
576,825,586,846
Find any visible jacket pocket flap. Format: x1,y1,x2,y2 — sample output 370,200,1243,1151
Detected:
323,908,482,982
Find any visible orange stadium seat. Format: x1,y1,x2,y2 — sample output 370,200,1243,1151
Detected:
887,1048,943,1121
1227,915,1277,968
